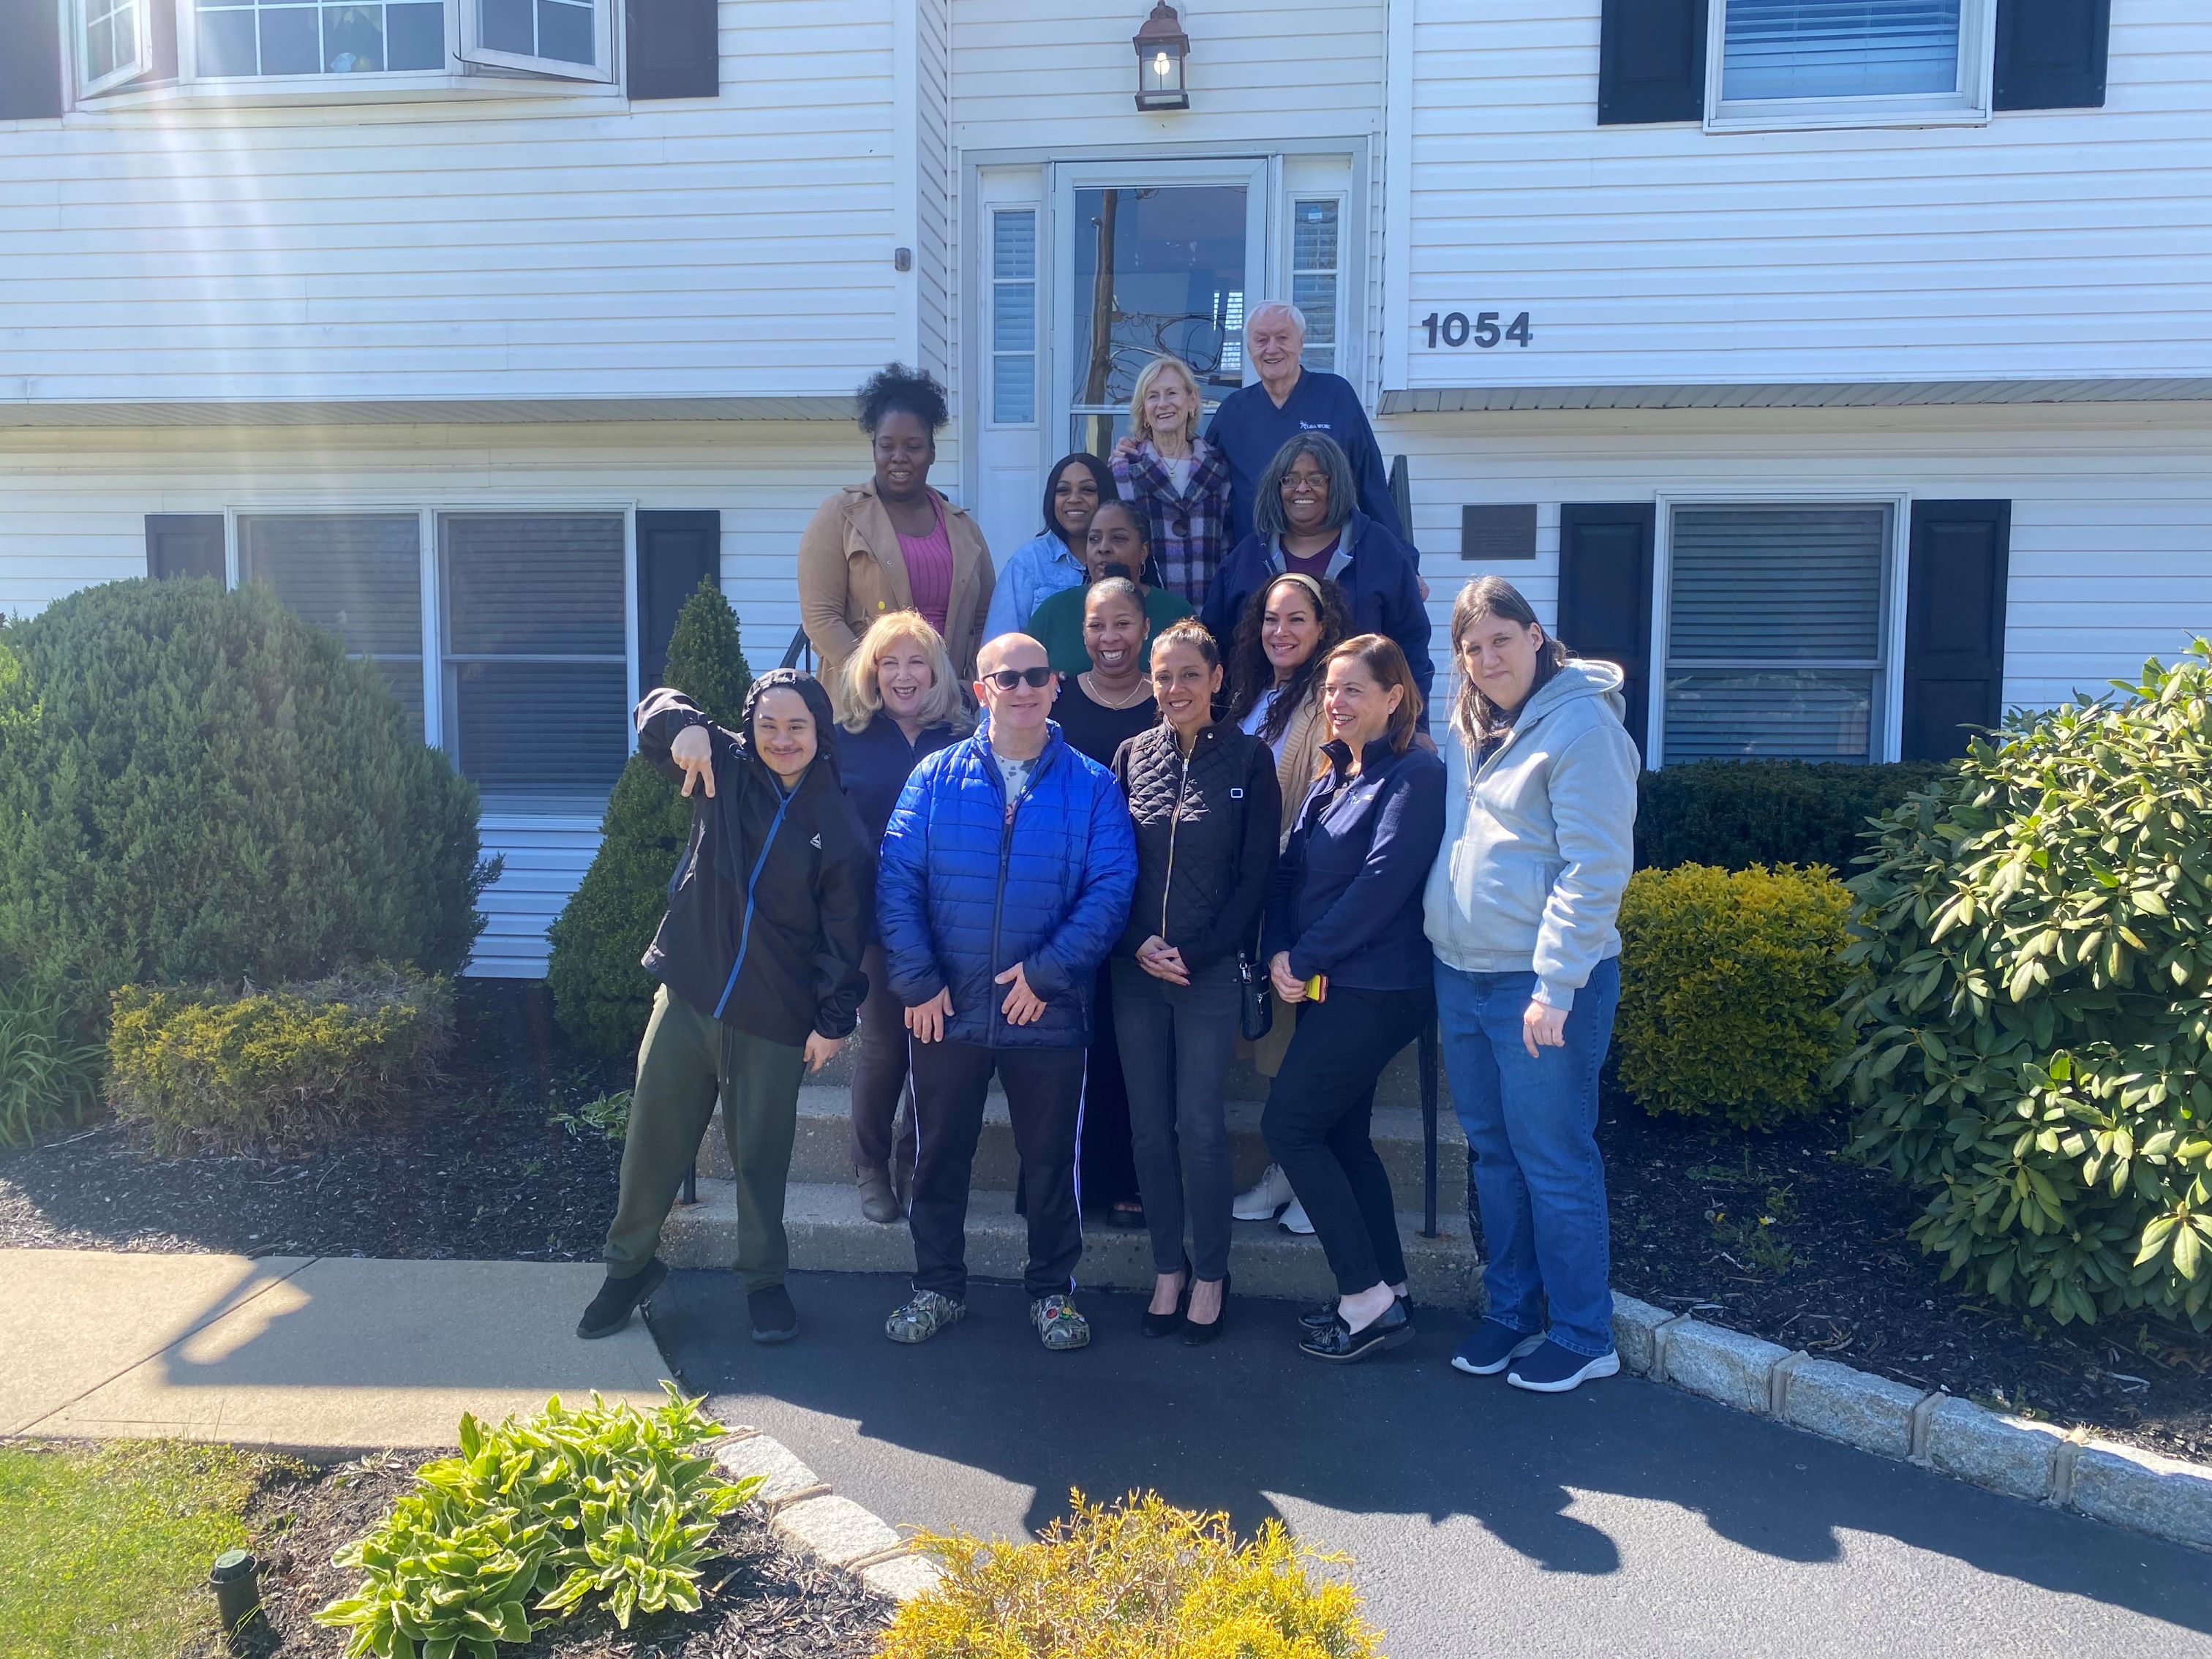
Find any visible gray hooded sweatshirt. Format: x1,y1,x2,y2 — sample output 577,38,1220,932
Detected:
1423,658,1640,1011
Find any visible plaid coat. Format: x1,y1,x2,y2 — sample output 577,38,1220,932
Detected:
1112,439,1231,612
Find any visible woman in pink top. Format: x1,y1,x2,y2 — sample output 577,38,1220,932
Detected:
797,364,995,682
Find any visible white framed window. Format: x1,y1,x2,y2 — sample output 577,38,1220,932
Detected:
1706,0,1993,131
191,0,447,77
237,511,430,733
437,511,631,808
1652,500,1906,764
990,208,1039,426
458,0,614,81
76,0,153,97
1289,196,1342,376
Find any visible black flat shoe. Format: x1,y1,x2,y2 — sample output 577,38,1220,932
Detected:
576,1258,668,1340
1299,1300,1414,1363
1140,1264,1191,1339
749,1284,799,1344
1181,1274,1230,1347
1300,1292,1411,1333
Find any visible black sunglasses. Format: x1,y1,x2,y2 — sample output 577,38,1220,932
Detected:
981,666,1057,691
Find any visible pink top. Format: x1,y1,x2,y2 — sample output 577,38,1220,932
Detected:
897,503,954,634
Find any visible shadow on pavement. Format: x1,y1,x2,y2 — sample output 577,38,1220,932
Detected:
647,1268,2212,1640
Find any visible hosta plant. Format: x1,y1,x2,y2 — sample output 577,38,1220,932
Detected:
1836,644,2212,1331
316,1383,756,1657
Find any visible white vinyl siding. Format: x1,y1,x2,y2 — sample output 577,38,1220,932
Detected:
1659,503,1895,763
1396,0,2212,393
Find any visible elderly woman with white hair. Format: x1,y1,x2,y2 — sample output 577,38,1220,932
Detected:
1110,356,1233,611
1203,300,1407,552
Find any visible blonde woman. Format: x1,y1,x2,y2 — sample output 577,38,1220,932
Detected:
832,612,971,1224
1111,356,1232,610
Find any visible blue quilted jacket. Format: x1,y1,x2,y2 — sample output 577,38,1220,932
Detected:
876,720,1137,1048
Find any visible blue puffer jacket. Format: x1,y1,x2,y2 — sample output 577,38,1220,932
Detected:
877,720,1137,1048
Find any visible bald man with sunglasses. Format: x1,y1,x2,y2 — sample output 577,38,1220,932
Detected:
873,633,1137,1352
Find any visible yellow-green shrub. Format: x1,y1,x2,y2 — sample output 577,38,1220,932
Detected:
105,964,451,1154
1615,863,1854,1130
880,1491,1382,1659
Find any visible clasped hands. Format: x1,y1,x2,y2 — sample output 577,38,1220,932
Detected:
903,963,1047,1043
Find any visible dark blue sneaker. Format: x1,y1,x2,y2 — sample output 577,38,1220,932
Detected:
1506,1339,1621,1393
1451,1320,1545,1377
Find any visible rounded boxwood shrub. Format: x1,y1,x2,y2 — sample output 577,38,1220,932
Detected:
1614,862,1855,1130
1636,758,1952,874
0,579,493,1031
881,1491,1382,1659
105,963,453,1154
546,582,752,1057
1839,646,2212,1331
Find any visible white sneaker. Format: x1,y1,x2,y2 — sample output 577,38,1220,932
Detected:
1278,1197,1314,1235
1233,1163,1295,1222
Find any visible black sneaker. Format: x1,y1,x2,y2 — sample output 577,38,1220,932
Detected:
576,1259,668,1339
748,1284,799,1345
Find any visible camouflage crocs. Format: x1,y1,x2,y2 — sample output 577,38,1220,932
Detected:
885,1288,966,1344
1029,1293,1091,1351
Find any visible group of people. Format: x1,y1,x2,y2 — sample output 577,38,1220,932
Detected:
576,301,1640,1394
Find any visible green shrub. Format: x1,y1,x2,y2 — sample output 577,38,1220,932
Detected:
547,582,753,1057
0,983,105,1148
1614,862,1856,1130
1838,647,2212,1331
315,1385,754,1657
105,965,452,1154
0,579,494,1032
1636,759,1953,873
881,1491,1382,1659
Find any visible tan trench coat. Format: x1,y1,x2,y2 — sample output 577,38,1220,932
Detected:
797,480,995,683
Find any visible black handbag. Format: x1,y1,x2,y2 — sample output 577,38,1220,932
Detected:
1238,946,1274,1042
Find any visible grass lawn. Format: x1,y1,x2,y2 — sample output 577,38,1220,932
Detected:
0,1439,272,1658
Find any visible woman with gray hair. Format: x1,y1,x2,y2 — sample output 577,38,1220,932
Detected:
1202,300,1405,549
1200,432,1432,734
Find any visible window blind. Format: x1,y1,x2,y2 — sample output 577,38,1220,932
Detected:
1663,503,1889,764
1723,0,1962,101
240,513,425,731
993,211,1037,424
439,513,627,802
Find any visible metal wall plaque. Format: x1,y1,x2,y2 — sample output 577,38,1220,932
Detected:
1461,503,1539,560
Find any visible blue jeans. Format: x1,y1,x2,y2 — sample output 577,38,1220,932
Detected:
1434,956,1620,1358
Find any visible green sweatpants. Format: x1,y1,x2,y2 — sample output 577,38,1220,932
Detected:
602,985,807,1293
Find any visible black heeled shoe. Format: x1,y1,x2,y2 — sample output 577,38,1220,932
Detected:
1141,1263,1192,1339
1181,1274,1230,1347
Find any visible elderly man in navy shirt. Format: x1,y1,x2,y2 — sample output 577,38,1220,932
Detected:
1204,301,1408,556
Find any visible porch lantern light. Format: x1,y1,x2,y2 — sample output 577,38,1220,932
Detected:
1132,2,1190,111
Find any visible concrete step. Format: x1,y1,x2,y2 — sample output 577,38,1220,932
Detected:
797,1019,1452,1110
660,1177,1485,1311
699,1084,1468,1210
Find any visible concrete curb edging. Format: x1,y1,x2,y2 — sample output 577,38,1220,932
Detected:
714,1426,947,1608
1609,1293,2212,1554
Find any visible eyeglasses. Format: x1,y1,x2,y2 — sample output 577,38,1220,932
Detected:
981,666,1057,691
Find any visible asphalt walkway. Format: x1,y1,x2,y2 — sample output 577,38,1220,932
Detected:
650,1268,2212,1659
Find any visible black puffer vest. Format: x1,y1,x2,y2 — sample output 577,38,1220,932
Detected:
1112,721,1280,971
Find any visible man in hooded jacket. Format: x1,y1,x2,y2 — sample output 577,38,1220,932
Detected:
577,668,872,1347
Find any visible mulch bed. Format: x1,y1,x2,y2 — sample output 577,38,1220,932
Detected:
4,979,2205,1465
200,1451,892,1658
1597,1092,2212,1466
0,981,631,1262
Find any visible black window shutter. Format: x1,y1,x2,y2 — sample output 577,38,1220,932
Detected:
146,515,227,582
1557,503,1655,762
636,510,721,689
1598,0,1708,125
0,0,63,121
1902,500,2011,761
626,0,720,100
1994,0,2110,110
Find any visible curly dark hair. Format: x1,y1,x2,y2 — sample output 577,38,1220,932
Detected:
856,363,949,435
1225,572,1354,743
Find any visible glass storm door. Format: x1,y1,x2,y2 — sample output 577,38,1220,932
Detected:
1053,160,1268,457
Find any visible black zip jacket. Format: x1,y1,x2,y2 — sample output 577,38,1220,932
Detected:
636,672,872,1048
1112,721,1281,970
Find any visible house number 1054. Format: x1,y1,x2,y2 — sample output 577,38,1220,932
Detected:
1421,311,1534,348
